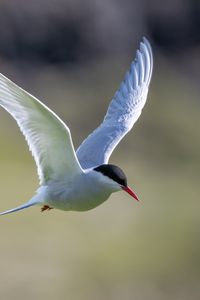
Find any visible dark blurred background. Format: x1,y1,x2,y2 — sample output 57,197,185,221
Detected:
0,1,200,300
0,0,200,64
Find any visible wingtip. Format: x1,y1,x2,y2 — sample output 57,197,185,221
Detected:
140,37,152,52
142,36,151,47
142,36,148,44
140,37,153,84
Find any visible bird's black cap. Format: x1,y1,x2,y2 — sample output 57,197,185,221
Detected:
94,164,127,187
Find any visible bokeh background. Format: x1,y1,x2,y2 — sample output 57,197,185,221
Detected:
0,0,200,299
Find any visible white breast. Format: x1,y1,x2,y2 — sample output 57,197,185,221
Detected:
41,171,115,211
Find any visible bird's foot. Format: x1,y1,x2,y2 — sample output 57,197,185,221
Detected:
41,205,53,212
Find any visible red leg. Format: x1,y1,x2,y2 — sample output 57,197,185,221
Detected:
41,205,53,212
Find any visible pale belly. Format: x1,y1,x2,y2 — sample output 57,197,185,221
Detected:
39,182,112,212
36,170,121,212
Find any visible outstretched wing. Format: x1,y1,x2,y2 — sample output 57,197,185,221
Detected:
76,37,153,169
0,74,83,184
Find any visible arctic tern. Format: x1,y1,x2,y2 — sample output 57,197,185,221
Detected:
0,37,153,215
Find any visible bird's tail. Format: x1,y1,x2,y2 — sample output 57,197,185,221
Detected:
0,199,38,216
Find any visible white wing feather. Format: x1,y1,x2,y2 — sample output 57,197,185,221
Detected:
76,37,153,169
0,74,83,184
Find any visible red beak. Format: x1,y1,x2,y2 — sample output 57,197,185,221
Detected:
122,186,139,201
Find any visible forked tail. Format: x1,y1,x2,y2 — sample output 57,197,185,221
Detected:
0,200,37,216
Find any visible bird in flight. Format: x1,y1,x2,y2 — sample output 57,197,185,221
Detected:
0,37,153,215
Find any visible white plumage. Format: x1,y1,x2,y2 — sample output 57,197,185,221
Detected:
76,37,153,168
0,37,153,215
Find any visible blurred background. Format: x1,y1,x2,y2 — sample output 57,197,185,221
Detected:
0,0,199,299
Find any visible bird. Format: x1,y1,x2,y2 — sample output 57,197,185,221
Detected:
0,37,153,216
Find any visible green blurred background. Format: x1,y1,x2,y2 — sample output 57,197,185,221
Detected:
0,1,200,299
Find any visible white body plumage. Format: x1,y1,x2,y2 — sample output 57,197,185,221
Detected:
0,37,153,215
35,169,120,212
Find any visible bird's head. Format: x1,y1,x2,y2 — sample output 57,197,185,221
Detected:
93,164,139,201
